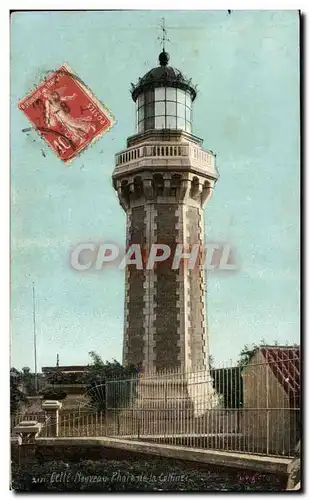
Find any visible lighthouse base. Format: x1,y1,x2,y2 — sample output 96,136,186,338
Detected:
114,371,222,438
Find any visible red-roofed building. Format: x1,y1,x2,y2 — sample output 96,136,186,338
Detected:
242,346,300,456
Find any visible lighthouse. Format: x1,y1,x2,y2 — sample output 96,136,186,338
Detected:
112,46,219,375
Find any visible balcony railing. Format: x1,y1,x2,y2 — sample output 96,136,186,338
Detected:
115,143,217,175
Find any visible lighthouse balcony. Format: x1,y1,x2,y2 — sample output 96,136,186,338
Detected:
114,142,219,181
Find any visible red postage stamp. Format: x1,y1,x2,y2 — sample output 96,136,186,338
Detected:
18,63,115,163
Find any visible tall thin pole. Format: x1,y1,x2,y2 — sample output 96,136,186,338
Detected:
158,18,170,52
32,282,38,392
161,18,166,51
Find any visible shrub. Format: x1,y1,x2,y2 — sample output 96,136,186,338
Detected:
39,388,67,401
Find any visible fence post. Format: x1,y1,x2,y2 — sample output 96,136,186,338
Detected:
13,420,42,465
117,413,120,436
266,363,270,455
164,384,167,439
42,400,62,437
105,381,108,435
138,413,141,439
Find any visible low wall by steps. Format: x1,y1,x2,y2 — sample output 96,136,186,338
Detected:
11,435,290,481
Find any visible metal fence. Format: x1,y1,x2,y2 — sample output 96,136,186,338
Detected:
102,350,300,457
11,349,300,458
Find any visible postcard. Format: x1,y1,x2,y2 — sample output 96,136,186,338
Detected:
10,10,300,493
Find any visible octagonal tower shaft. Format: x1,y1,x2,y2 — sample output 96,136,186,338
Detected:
113,130,218,373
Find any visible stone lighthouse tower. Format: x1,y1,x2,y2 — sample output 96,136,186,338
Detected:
112,48,219,375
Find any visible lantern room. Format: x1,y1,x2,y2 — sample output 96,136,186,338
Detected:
131,50,197,134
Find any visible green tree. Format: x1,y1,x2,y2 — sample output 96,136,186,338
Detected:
237,341,266,367
82,352,138,412
39,387,67,400
10,368,27,415
21,366,36,395
237,339,299,367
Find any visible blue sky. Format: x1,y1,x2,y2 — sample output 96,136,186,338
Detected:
10,10,300,370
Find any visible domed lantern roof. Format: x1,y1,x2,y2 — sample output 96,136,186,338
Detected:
131,50,197,102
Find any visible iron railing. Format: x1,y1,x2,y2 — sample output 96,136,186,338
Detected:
11,350,300,457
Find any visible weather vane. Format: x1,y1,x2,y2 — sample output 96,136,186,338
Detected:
158,18,170,51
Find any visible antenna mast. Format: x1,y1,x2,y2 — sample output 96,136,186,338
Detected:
32,282,38,392
158,18,170,51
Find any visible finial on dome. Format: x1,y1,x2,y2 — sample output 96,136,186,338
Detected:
159,50,170,66
157,18,170,66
